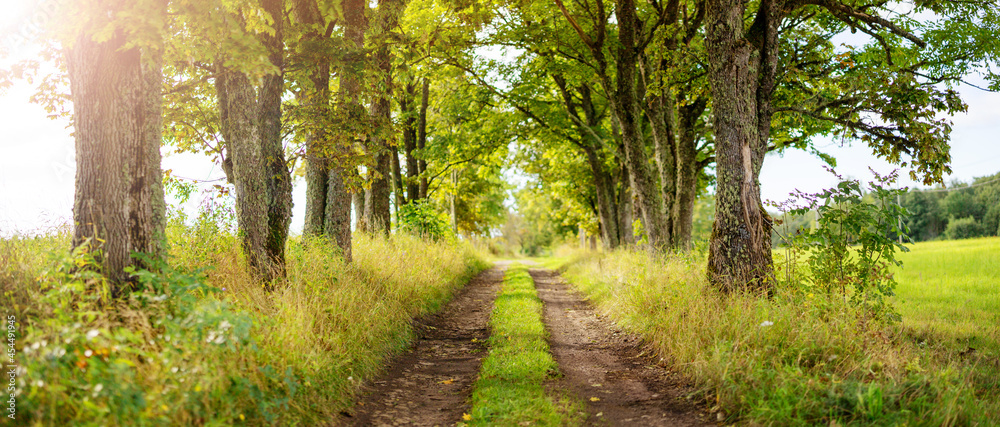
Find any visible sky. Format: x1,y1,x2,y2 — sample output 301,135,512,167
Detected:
1,3,998,236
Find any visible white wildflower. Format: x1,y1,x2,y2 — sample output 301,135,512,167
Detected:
759,320,774,327
86,329,100,340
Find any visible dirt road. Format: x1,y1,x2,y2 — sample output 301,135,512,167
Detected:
341,263,710,426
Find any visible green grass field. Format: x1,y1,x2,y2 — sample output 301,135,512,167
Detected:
893,237,1000,353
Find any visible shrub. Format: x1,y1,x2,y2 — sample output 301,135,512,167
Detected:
774,168,909,321
396,200,454,241
945,216,984,240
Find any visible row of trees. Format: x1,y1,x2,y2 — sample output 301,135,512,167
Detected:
10,0,999,293
769,171,1000,246
902,172,1000,241
9,0,518,293
491,0,997,290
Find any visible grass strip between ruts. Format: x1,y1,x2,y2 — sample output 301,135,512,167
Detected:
464,263,584,426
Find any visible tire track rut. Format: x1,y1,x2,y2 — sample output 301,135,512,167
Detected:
531,268,712,426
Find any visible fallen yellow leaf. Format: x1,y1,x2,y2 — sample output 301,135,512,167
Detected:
439,379,455,385
462,413,472,421
590,397,600,402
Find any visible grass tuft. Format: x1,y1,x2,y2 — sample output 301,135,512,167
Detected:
466,263,584,426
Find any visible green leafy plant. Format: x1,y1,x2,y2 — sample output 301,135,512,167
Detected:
773,167,910,321
396,200,454,241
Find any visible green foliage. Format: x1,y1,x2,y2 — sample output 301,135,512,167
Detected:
467,264,583,425
776,168,910,320
396,200,454,241
17,245,288,425
898,172,1000,242
945,216,984,240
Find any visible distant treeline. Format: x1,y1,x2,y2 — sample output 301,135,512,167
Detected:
771,171,1000,244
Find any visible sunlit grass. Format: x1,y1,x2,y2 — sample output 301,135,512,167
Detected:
466,263,584,426
893,237,1000,353
1,222,487,425
556,245,1000,425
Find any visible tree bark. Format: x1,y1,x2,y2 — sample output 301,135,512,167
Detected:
417,77,430,199
672,98,707,249
390,145,404,220
324,0,368,261
297,0,331,238
215,69,269,281
68,25,166,296
616,131,635,246
704,0,779,292
363,0,399,235
402,82,420,203
353,191,366,232
612,0,670,249
260,0,293,281
213,0,292,285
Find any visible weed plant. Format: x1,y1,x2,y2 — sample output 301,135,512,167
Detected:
0,214,487,425
559,246,1000,425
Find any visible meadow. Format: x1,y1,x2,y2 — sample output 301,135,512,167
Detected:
892,237,1000,354
555,237,1000,425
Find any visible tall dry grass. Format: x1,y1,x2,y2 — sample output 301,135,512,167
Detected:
1,220,487,425
560,248,1000,425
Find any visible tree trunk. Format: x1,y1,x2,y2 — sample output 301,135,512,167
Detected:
616,150,634,246
417,77,430,199
612,0,670,249
364,150,392,234
402,82,420,203
390,145,404,221
353,190,366,232
645,88,676,244
260,0,292,281
298,0,331,238
364,0,399,235
672,98,708,249
638,53,678,246
324,0,367,261
704,0,779,292
68,25,166,296
215,69,272,282
213,0,291,285
583,144,620,249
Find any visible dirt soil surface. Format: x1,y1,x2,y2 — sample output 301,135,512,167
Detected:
341,264,506,427
530,268,713,426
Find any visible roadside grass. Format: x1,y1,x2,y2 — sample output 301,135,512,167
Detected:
892,237,1000,353
466,263,584,426
1,219,487,425
557,243,1000,426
